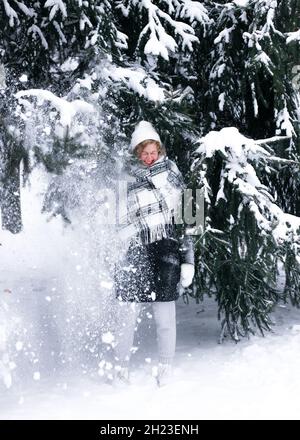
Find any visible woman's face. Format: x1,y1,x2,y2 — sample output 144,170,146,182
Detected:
139,143,159,166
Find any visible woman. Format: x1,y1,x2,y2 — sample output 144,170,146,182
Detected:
113,121,195,386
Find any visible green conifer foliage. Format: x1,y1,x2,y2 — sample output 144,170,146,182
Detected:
190,127,300,338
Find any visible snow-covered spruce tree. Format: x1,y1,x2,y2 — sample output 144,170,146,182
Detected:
1,0,211,226
0,0,125,89
184,0,300,339
243,0,300,217
190,127,300,340
190,1,297,133
191,0,300,214
0,1,127,229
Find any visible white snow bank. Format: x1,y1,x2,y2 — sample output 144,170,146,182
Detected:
0,170,65,278
0,167,120,392
0,298,300,419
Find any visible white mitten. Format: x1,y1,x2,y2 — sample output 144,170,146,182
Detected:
180,263,195,288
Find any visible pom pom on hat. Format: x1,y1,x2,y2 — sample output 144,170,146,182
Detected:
130,121,161,152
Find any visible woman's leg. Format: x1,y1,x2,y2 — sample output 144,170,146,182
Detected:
114,301,142,367
152,301,176,365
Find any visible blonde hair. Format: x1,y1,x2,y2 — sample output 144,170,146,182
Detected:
133,139,166,158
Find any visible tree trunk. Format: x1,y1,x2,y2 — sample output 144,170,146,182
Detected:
0,162,22,234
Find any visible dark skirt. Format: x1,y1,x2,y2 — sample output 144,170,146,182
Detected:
114,237,181,302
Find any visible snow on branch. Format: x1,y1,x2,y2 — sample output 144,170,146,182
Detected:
2,0,19,26
15,89,96,127
214,26,235,45
243,0,284,54
255,135,292,145
138,0,178,59
79,12,93,31
259,0,277,34
44,0,68,21
53,20,67,43
28,25,49,49
100,63,166,102
117,0,201,59
180,0,211,25
115,30,128,50
159,0,179,15
254,51,274,73
232,0,250,6
15,1,35,17
286,30,300,44
161,0,211,27
275,103,296,138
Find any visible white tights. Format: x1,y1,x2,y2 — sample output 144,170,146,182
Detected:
114,301,176,366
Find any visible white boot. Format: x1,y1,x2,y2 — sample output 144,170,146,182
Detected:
156,363,173,387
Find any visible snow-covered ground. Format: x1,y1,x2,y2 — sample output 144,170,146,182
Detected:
1,171,300,420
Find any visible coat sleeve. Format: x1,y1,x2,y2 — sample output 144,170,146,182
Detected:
167,159,195,266
178,229,195,265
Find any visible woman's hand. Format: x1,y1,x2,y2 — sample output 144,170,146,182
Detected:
179,263,195,289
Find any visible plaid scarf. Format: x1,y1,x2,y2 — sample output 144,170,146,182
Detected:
117,155,186,246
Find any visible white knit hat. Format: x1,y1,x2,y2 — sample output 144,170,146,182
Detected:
130,121,161,152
